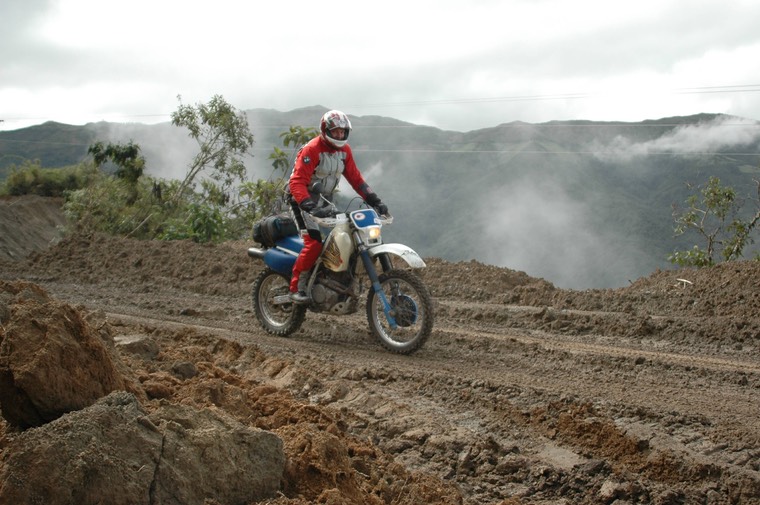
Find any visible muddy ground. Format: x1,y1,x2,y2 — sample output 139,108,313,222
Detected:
1,195,759,504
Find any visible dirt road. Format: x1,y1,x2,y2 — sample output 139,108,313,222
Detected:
1,196,759,503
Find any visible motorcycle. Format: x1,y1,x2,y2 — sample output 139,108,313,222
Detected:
247,196,433,355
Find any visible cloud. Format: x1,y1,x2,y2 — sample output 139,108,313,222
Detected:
476,179,648,288
590,116,760,162
3,0,760,132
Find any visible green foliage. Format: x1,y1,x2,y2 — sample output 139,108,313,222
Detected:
47,94,299,244
669,176,760,267
268,126,317,177
88,140,146,205
63,172,165,238
239,179,280,214
171,95,254,203
668,245,713,268
62,116,308,244
158,202,226,243
1,160,96,197
88,141,145,184
64,141,156,237
64,172,237,243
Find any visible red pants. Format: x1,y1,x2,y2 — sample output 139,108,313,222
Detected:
290,234,322,292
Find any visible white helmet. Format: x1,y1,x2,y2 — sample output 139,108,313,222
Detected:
320,110,352,148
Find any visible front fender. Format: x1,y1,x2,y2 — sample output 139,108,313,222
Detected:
369,243,426,268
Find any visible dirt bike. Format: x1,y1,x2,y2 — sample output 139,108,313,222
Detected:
247,197,433,355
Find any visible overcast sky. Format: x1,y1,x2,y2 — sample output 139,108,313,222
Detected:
3,0,760,132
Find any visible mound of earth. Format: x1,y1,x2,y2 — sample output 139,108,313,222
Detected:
0,195,66,261
0,196,759,504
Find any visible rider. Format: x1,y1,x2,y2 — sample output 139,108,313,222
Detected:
287,110,388,303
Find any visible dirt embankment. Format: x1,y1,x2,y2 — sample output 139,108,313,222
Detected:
1,195,759,504
0,195,66,261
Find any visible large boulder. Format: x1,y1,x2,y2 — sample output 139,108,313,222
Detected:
147,400,285,504
0,391,285,505
0,281,139,428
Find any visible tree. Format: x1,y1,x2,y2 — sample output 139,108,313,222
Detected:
88,141,145,204
170,95,254,203
227,125,317,238
268,125,317,178
88,141,145,184
669,176,760,267
62,114,315,244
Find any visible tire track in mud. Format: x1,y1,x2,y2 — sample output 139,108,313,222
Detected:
6,272,757,504
105,306,760,445
429,321,760,437
16,274,760,503
106,306,760,424
437,321,760,375
105,308,760,504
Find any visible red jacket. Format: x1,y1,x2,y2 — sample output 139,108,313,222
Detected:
288,135,370,205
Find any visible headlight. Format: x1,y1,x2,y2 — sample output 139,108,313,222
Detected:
359,225,382,244
368,226,381,240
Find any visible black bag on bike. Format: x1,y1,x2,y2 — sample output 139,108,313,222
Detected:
252,215,298,247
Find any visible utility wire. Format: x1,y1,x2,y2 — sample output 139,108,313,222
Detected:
1,138,757,157
348,84,760,108
3,83,760,125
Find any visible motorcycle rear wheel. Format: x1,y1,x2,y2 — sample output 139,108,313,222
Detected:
252,268,306,336
366,269,433,354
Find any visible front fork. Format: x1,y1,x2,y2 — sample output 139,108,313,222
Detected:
358,249,398,329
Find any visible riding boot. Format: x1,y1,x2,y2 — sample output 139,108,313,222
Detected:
289,272,311,304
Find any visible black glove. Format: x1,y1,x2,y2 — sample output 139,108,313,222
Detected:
310,206,335,218
300,199,334,218
365,193,388,216
299,199,316,213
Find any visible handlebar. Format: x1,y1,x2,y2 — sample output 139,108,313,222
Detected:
311,211,393,228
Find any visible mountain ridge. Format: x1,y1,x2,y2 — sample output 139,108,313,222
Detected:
1,109,759,289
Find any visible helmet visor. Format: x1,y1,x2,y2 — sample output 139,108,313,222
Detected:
324,111,351,130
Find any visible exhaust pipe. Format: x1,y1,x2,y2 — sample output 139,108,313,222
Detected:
247,247,266,259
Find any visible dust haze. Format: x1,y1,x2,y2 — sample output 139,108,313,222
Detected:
476,179,650,289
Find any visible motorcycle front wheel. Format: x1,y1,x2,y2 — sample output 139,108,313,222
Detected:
366,269,434,354
252,268,306,337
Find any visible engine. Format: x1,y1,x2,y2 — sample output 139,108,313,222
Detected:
310,270,359,315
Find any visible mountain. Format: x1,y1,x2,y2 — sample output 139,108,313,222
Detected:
2,109,759,289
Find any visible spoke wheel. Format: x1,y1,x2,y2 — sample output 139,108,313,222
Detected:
366,269,433,354
252,269,306,336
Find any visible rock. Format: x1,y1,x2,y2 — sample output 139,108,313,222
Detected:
148,400,285,504
577,458,608,475
599,478,627,501
0,281,138,428
0,391,160,505
115,333,160,360
0,391,285,505
171,361,199,379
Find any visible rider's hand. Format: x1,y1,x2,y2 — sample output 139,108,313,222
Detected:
374,202,388,216
310,207,335,218
365,193,388,216
299,199,316,213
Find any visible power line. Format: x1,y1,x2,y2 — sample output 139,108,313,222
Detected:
675,84,760,95
348,84,760,109
350,149,760,157
2,82,760,126
1,137,756,158
350,93,590,108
